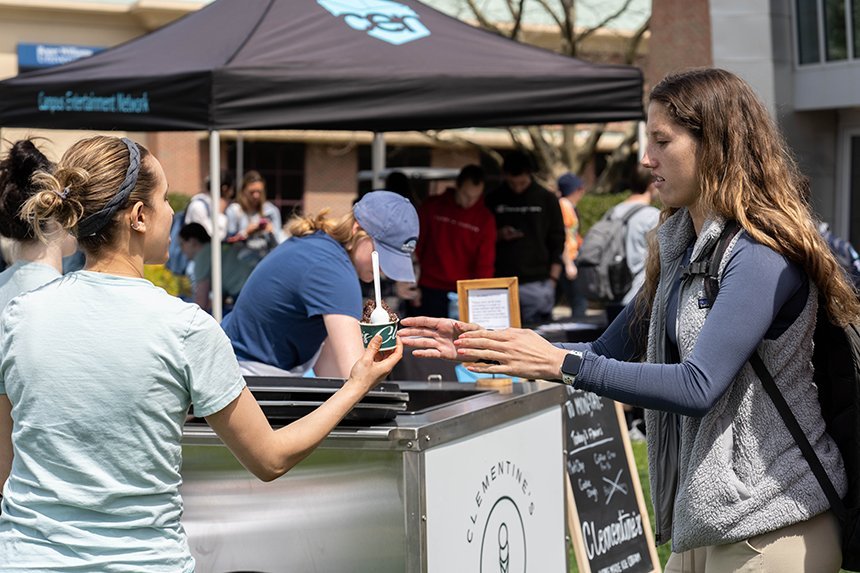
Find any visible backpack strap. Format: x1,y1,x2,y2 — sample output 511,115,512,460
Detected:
189,195,211,217
679,220,742,307
615,203,649,225
749,351,847,519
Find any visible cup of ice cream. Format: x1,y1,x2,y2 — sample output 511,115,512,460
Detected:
360,299,399,351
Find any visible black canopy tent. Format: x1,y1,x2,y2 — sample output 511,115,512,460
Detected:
0,0,644,318
0,0,643,130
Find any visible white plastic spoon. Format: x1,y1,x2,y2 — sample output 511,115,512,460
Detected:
370,251,389,324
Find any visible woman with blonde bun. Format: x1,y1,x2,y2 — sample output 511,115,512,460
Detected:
222,190,419,378
0,135,401,572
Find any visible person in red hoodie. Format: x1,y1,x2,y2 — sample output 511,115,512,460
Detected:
410,164,496,318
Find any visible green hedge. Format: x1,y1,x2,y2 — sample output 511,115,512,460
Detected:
576,192,630,235
144,191,193,297
168,192,192,213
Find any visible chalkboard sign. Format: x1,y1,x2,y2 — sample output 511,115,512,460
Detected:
563,387,661,573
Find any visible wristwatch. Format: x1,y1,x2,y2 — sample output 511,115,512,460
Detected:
560,350,584,386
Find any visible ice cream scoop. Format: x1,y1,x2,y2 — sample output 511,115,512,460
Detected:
370,251,389,325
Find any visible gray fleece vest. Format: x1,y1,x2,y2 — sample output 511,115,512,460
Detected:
644,209,847,552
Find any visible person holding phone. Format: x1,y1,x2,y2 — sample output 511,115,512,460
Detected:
225,170,283,267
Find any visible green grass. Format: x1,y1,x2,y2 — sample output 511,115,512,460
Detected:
568,439,670,572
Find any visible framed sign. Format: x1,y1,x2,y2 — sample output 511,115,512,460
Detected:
564,388,661,573
456,277,520,329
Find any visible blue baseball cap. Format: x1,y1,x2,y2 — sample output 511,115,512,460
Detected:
353,191,419,282
557,173,584,197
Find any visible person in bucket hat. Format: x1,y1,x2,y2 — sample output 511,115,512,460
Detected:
222,191,419,378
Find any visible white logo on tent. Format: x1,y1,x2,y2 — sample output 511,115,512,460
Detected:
318,0,431,45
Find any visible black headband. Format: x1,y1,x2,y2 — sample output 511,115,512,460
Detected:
76,137,141,238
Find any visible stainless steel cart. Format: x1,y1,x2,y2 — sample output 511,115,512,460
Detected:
181,380,567,573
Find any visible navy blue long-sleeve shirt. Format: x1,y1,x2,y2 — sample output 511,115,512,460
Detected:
560,233,808,417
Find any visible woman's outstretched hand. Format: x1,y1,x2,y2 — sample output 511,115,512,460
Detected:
346,335,403,394
398,316,481,361
454,328,568,381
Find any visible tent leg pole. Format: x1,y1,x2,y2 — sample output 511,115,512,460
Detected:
236,132,244,184
371,132,385,190
637,120,646,163
210,130,223,322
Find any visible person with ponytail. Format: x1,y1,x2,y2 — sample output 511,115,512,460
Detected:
0,140,77,310
400,68,859,571
0,135,402,572
222,190,419,378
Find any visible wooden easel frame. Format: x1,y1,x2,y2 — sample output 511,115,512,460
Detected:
565,401,662,573
456,277,521,328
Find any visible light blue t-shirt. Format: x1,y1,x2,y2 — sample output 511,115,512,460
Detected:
0,271,246,572
0,260,60,311
222,232,362,370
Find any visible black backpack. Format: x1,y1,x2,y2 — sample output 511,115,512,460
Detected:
693,222,860,571
576,204,648,303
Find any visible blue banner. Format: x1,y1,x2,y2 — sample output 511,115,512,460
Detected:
17,43,104,72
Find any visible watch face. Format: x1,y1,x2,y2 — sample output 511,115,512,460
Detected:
562,352,583,376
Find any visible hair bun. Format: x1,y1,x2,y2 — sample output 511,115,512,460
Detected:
5,140,52,190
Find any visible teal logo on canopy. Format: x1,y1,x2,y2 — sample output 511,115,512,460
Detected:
317,0,430,45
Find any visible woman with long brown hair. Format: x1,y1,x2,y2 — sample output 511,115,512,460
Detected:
400,68,858,571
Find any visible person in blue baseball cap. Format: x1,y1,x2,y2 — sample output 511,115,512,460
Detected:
353,190,419,282
222,190,419,378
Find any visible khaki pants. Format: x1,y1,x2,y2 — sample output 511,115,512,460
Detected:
664,511,841,573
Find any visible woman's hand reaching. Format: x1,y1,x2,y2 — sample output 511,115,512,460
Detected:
397,316,481,361
453,327,568,381
345,334,403,395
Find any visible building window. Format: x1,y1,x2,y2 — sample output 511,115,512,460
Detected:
798,0,821,63
853,0,860,57
227,141,306,219
850,135,860,247
797,0,856,64
357,145,432,202
825,0,849,60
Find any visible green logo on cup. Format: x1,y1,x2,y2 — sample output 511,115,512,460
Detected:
360,321,398,351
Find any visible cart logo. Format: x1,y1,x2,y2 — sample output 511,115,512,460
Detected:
317,0,431,45
480,497,526,573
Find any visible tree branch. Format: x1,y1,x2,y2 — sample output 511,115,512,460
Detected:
419,130,504,166
465,0,504,35
526,126,560,182
571,124,605,176
624,15,650,64
533,0,564,30
591,123,639,194
576,0,635,44
505,0,527,40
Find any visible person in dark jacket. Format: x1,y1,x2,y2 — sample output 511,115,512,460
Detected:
486,151,564,325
